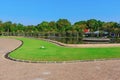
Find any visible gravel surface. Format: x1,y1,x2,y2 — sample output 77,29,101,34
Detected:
0,38,120,80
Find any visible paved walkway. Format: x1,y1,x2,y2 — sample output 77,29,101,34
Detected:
44,39,120,48
0,38,120,80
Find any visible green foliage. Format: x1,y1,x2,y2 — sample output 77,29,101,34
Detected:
74,21,87,31
103,22,119,32
87,19,103,31
56,19,71,32
37,21,49,32
0,19,120,38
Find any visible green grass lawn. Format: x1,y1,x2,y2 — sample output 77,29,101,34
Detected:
8,37,120,61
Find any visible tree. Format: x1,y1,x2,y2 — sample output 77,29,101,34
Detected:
102,22,117,32
87,19,100,31
0,21,4,32
3,21,12,32
56,19,71,32
74,21,88,32
25,25,36,32
10,23,17,32
16,23,25,32
37,21,49,32
48,21,57,32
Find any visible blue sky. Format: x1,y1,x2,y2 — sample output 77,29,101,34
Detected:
0,0,120,25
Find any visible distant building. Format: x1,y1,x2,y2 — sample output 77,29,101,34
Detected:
84,29,109,38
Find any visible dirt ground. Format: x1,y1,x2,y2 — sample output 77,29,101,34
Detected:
0,38,120,80
65,43,120,48
45,39,120,48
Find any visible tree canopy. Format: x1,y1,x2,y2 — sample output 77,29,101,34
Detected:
0,19,120,34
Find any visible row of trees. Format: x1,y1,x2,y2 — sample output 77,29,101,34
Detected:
0,19,120,36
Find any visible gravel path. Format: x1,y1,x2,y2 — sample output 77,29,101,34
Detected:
0,38,120,80
66,43,120,48
44,39,120,48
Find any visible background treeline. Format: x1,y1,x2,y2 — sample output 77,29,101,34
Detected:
0,19,120,34
1,19,120,43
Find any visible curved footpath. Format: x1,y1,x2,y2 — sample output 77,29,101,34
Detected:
0,38,120,80
44,39,120,48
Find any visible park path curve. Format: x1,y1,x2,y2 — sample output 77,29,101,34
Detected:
0,38,120,80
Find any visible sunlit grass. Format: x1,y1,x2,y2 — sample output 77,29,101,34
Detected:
8,37,120,61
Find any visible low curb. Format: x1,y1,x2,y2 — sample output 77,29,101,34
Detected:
4,39,24,62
